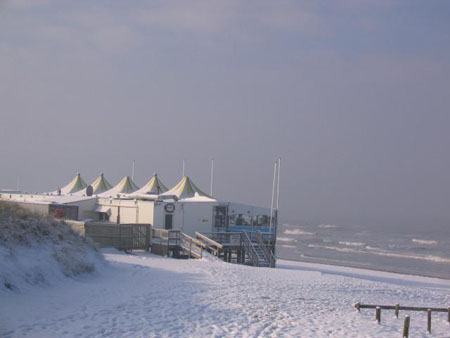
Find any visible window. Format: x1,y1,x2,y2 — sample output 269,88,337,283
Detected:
213,206,227,227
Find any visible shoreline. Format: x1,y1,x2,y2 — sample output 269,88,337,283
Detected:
277,255,450,282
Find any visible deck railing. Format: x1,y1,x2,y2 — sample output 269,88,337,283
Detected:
152,229,203,258
179,232,203,258
195,232,223,255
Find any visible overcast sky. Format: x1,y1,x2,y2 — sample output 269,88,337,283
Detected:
1,0,449,229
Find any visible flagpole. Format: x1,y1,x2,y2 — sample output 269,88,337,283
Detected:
269,161,277,230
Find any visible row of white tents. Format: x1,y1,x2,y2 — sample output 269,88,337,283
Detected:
55,173,214,201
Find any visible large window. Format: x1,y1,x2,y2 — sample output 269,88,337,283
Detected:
213,206,227,227
254,215,269,227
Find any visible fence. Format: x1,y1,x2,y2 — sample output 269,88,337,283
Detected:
85,223,151,251
355,303,450,336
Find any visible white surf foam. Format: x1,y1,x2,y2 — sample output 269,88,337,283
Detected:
339,241,366,247
412,238,438,245
318,224,337,229
277,237,296,242
307,244,450,264
284,229,315,235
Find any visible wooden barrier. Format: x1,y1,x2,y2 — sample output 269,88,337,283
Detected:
85,223,151,251
355,303,450,336
355,303,450,313
403,315,410,338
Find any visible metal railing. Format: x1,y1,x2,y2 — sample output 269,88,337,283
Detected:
256,231,276,267
241,231,261,267
196,231,276,267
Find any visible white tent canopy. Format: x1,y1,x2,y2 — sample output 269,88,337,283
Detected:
99,176,139,197
131,174,168,196
76,173,113,196
160,176,215,201
55,173,88,195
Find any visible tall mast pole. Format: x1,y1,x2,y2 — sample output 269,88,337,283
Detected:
210,158,214,196
269,161,277,230
276,157,281,210
131,160,135,180
182,159,185,177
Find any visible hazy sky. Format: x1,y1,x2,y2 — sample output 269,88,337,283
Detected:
1,0,449,228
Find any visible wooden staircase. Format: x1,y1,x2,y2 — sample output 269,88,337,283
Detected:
151,229,203,259
151,229,276,267
196,231,276,268
178,232,203,259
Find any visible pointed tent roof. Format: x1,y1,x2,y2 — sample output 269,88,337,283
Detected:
131,174,168,195
100,176,139,196
59,173,88,194
160,176,214,200
76,173,113,195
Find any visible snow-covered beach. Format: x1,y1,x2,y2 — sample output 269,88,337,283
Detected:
2,250,450,338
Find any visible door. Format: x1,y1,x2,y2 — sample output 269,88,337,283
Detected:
165,214,173,230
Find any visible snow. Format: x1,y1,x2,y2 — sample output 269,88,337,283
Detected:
0,193,95,204
2,250,449,338
0,203,105,294
180,194,217,202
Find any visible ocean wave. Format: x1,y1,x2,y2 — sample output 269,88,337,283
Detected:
318,224,337,229
282,224,307,228
338,241,366,247
277,237,296,242
280,244,296,249
307,244,450,263
412,238,438,245
284,229,315,235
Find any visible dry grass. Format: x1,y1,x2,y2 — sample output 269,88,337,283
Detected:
0,201,104,291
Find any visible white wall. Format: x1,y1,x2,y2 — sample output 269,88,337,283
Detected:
136,200,154,224
96,198,154,224
152,200,217,236
66,198,97,220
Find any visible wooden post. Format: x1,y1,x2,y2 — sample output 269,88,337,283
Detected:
167,235,170,257
427,309,431,333
355,303,361,312
189,239,192,259
395,304,400,318
448,307,450,323
145,226,151,252
119,225,122,249
376,307,381,323
403,315,410,338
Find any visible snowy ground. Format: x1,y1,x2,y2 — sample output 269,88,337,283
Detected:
1,250,450,338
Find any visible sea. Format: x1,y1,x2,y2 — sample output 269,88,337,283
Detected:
276,223,450,279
